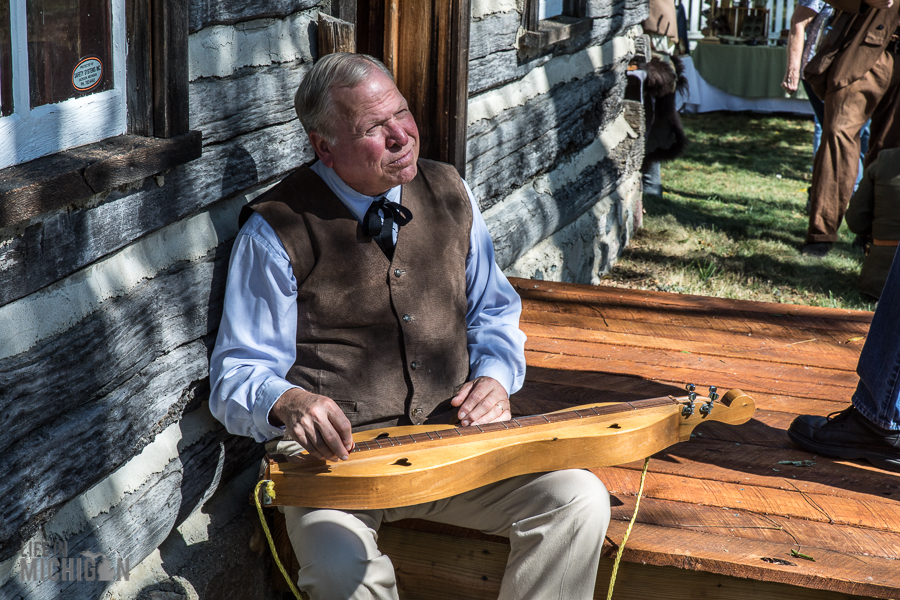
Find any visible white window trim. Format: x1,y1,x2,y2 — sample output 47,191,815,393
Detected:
0,0,127,170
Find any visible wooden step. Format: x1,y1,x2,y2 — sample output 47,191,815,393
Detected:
521,312,865,370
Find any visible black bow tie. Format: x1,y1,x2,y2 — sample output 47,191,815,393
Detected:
362,197,413,260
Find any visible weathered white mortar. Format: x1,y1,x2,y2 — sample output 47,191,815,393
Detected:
189,12,315,81
0,182,275,361
0,407,219,588
471,0,518,19
467,36,634,126
483,112,636,229
98,466,266,600
504,172,641,284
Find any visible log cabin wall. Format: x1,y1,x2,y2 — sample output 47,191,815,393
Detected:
0,0,646,597
471,0,647,284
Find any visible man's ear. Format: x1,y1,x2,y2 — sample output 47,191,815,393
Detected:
309,131,335,168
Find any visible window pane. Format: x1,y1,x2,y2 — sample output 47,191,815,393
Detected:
1,2,11,115
539,0,564,19
27,0,112,108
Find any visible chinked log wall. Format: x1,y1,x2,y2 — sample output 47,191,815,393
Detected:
0,0,646,597
468,0,646,282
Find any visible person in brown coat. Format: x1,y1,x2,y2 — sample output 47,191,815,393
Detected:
801,0,900,257
845,147,900,299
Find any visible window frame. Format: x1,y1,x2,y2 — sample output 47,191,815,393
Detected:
0,2,12,116
0,0,201,229
519,0,593,53
1,0,127,170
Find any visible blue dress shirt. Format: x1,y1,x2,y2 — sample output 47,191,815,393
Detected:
209,161,527,442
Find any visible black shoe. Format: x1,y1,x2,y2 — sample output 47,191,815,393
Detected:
801,242,833,257
787,405,900,472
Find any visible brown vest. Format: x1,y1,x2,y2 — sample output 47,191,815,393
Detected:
240,159,472,430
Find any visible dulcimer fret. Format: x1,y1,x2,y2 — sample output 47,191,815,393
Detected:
351,396,678,453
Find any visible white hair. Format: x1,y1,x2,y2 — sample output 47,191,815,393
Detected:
294,53,394,143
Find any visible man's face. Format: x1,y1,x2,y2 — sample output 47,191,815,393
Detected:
311,69,420,197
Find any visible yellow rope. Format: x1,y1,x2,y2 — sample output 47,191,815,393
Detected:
254,480,304,600
606,457,650,600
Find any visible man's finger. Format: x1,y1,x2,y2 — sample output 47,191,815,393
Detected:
315,423,350,461
288,423,328,460
327,408,355,457
456,377,494,419
450,380,475,406
459,378,506,425
470,397,509,425
302,405,351,461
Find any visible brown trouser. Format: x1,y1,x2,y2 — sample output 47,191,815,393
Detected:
266,438,611,600
808,51,900,243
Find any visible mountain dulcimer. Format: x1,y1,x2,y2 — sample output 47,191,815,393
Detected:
259,386,756,510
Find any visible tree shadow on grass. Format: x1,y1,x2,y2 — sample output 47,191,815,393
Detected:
624,246,864,302
679,113,814,180
646,192,809,249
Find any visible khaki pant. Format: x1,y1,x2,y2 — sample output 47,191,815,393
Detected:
267,439,611,600
808,51,900,243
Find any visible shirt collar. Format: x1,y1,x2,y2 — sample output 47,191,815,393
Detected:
310,161,402,223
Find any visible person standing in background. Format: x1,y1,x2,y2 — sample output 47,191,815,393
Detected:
641,0,688,197
800,0,900,257
845,147,900,300
782,0,869,209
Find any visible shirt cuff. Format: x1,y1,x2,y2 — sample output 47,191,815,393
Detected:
254,379,298,441
470,358,518,398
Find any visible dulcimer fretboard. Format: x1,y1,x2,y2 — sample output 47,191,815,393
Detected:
352,396,679,453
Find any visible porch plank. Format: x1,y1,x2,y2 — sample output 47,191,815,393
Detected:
521,313,865,369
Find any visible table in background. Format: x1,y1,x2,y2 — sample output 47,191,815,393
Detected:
678,43,814,115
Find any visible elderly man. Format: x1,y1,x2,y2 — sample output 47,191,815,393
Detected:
209,53,610,600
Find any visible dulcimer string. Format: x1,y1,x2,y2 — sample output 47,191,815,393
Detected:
350,395,681,454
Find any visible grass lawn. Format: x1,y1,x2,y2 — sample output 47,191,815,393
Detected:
603,112,876,311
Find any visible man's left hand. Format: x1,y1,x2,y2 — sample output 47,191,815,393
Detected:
450,376,511,427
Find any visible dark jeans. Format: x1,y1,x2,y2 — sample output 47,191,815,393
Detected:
853,247,900,430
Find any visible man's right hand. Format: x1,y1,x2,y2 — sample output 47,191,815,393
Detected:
269,388,354,461
781,69,800,94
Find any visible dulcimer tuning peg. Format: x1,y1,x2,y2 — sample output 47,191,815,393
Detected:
682,383,696,416
685,383,697,402
700,385,718,416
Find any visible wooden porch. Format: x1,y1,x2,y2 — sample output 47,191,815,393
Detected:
378,278,900,600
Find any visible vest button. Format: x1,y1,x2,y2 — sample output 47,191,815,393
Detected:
410,361,419,370
394,269,405,277
412,407,421,416
402,314,412,322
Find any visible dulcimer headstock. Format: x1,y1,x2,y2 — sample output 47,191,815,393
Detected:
674,384,756,439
